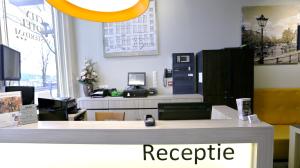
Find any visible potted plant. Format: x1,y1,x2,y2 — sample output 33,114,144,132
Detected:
78,59,98,96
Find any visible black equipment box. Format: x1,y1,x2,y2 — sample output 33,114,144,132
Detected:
38,97,78,121
172,53,196,94
123,89,148,98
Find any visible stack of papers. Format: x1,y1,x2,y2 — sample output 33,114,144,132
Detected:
19,104,38,125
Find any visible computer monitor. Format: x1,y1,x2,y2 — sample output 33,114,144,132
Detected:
5,86,34,105
128,72,146,87
158,102,212,120
0,44,21,80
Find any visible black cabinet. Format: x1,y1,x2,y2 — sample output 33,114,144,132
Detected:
196,47,254,109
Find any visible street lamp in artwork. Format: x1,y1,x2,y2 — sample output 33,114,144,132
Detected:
256,14,268,64
297,12,300,51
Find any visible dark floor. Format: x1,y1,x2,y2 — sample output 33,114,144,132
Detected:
273,162,288,168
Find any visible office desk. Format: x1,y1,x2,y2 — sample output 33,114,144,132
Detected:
77,94,203,121
0,106,273,168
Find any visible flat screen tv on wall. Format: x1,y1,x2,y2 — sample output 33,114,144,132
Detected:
0,44,21,81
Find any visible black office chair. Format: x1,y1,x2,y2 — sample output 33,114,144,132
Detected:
158,102,212,120
5,86,35,105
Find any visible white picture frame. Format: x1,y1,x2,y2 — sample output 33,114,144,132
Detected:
103,0,159,57
0,91,22,128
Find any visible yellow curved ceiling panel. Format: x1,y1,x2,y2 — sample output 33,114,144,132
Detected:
46,0,150,22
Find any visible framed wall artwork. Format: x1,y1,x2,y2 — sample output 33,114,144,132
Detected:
242,5,300,65
103,0,158,57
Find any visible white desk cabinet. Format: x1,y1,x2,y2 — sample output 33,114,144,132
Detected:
78,99,109,109
289,125,300,168
77,94,203,121
0,107,273,168
109,99,139,108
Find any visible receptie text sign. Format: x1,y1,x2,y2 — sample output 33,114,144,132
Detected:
0,143,257,168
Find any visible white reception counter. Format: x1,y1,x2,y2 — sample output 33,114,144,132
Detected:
0,106,273,168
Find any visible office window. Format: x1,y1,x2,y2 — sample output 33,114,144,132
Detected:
0,0,58,97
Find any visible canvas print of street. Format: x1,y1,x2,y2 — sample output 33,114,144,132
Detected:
242,5,300,65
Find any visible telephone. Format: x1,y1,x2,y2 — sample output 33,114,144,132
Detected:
144,114,155,127
163,68,172,87
164,68,172,78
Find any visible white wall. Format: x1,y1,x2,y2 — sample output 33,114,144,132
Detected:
74,0,242,96
241,0,300,88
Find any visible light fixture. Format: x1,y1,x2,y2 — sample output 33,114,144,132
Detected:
46,0,150,22
256,14,268,28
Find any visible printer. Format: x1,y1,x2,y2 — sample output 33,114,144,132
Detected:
90,89,109,98
38,97,78,121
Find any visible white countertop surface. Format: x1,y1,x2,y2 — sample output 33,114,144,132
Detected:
0,106,272,144
6,105,270,130
77,94,203,100
14,119,270,130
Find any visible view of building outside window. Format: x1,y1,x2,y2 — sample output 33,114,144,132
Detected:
1,0,58,97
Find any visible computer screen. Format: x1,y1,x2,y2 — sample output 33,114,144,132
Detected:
0,45,21,80
128,72,146,86
5,86,34,105
158,102,212,120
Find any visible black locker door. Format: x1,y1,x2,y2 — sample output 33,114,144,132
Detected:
197,48,253,108
225,48,254,109
202,49,228,105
